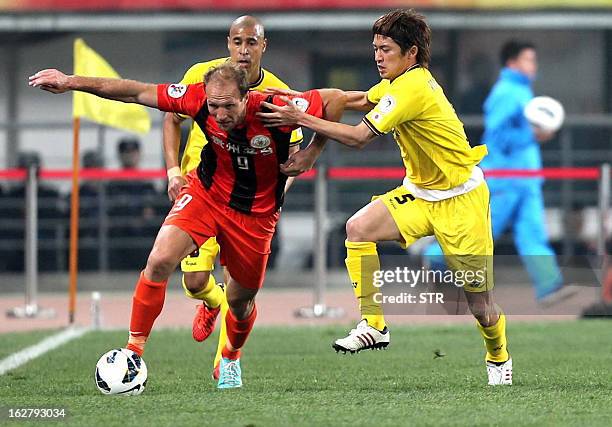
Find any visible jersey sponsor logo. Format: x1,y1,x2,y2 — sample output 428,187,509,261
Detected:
213,135,274,156
379,95,396,114
250,135,271,149
167,83,187,98
291,97,309,112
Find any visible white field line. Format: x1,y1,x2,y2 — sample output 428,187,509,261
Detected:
0,326,90,375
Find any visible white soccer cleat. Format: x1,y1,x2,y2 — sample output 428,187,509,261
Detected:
486,357,513,385
332,319,390,354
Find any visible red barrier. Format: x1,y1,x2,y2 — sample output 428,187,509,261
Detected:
0,169,27,180
3,0,495,12
0,167,603,181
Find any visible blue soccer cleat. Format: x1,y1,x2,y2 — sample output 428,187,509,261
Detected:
217,357,242,389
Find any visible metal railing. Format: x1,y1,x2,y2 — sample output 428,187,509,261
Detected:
1,163,609,320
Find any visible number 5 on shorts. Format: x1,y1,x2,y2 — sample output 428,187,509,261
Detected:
394,193,415,205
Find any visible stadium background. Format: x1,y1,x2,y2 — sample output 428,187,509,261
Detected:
0,2,611,425
0,1,611,310
0,0,608,338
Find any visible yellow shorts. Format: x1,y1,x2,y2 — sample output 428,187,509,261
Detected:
376,182,494,293
180,237,220,272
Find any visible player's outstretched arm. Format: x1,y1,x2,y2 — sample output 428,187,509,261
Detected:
259,93,376,150
266,87,373,113
29,69,158,108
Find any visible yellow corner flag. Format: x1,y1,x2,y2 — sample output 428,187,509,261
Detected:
73,38,151,134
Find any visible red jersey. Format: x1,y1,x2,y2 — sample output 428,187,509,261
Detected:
157,83,323,216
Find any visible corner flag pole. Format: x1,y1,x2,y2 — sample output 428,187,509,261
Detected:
68,116,80,324
67,38,152,324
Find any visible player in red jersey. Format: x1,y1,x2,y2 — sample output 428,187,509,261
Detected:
29,62,343,389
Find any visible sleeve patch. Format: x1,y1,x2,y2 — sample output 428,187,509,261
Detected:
379,95,396,114
167,84,187,99
291,97,310,112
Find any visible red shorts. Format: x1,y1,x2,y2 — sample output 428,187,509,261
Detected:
162,173,279,289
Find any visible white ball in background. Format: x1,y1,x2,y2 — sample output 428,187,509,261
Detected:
524,96,565,133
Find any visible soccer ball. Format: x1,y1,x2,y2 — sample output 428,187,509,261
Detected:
524,96,565,133
94,348,148,395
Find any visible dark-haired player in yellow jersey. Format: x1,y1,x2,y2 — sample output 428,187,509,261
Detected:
162,15,303,380
259,9,512,385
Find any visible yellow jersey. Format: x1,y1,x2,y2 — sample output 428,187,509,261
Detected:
177,57,303,174
363,65,487,190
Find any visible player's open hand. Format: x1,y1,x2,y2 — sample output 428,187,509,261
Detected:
28,69,71,94
280,149,318,177
167,175,187,201
258,96,302,127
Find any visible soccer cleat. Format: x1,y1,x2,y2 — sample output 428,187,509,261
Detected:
332,319,390,354
192,303,220,342
486,357,513,385
192,283,226,342
212,362,220,381
217,357,242,389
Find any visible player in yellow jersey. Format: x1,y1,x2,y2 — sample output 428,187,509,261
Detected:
259,9,512,385
162,15,303,380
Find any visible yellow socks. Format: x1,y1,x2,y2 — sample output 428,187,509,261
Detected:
213,299,229,369
182,273,224,309
477,312,509,363
345,240,386,331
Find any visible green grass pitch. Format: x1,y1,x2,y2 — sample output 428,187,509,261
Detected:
0,330,57,361
1,320,611,426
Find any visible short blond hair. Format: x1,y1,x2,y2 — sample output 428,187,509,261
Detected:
204,61,249,98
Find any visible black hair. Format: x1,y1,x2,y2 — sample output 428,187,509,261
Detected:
372,9,431,67
118,138,140,153
500,40,536,66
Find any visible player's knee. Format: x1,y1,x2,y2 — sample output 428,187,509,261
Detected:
345,216,369,242
465,292,497,326
226,294,254,319
146,250,178,281
226,291,247,309
183,271,211,294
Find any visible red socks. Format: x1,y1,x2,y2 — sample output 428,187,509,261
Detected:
222,304,257,360
127,271,168,355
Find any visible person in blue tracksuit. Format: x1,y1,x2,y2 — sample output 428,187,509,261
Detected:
425,40,566,304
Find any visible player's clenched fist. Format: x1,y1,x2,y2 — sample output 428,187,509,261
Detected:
28,69,71,94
